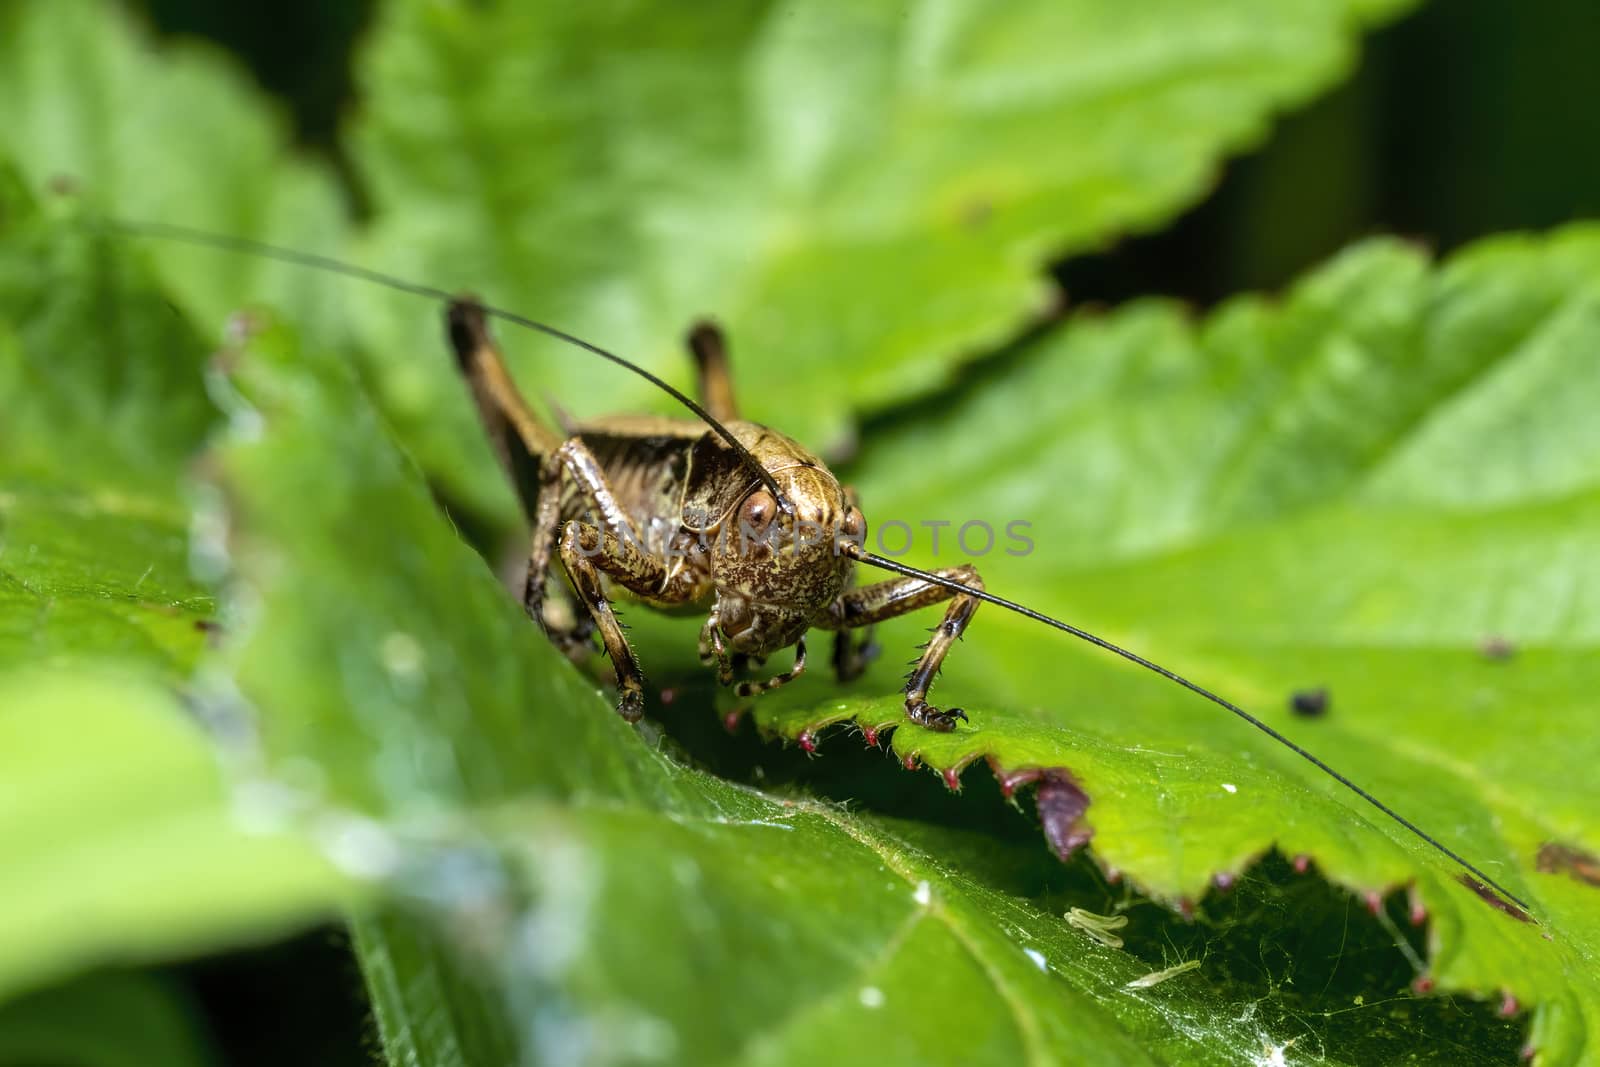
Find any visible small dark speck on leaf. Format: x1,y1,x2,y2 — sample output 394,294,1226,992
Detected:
1289,687,1329,717
961,199,993,229
194,619,224,647
1480,634,1517,661
1536,841,1600,887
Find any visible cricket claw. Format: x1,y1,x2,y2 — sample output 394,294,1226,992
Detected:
906,700,967,732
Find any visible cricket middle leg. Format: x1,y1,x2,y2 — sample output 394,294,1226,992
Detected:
558,522,674,722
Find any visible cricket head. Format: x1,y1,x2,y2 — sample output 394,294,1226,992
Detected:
681,425,862,655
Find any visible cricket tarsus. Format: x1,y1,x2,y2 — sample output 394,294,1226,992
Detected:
104,216,1530,915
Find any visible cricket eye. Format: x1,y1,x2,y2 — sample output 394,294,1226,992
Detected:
840,506,865,538
740,490,776,534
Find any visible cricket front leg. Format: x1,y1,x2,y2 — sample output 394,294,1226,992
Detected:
821,564,984,732
524,436,648,652
559,522,672,723
526,436,684,721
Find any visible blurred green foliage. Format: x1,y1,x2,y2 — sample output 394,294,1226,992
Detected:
134,0,1600,296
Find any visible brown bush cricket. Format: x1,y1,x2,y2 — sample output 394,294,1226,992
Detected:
103,218,1532,917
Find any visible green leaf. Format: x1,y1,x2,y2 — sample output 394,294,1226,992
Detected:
352,910,519,1067
740,226,1600,1062
210,302,1528,1066
0,972,216,1067
0,668,353,1003
0,193,356,1005
343,0,1413,521
0,0,348,338
0,172,213,674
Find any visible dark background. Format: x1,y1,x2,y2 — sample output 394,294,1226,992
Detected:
119,0,1599,1062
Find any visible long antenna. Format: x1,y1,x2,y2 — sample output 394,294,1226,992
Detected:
89,217,792,511
844,545,1531,914
97,217,1529,915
